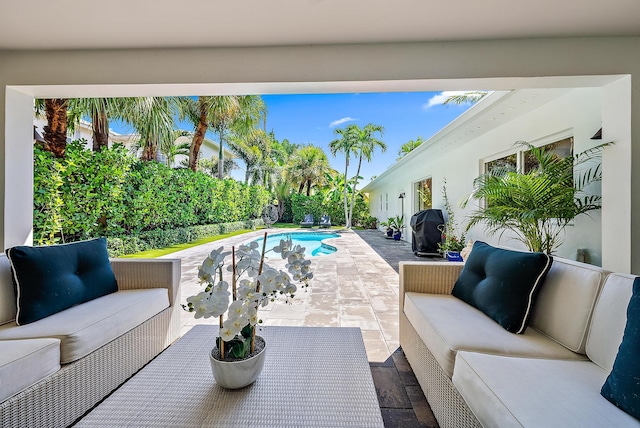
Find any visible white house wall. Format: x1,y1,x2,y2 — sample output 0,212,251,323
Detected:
367,87,604,265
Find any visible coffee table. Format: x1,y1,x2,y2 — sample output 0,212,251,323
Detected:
76,325,384,427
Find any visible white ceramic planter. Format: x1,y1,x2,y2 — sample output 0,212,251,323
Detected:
209,337,267,389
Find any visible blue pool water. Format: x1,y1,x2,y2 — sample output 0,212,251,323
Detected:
251,232,339,257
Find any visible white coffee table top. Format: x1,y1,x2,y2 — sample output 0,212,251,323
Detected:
77,325,384,427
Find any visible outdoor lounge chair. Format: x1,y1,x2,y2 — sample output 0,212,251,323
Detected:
320,215,331,228
300,214,314,228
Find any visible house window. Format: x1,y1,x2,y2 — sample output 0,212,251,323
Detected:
485,153,517,173
379,194,383,211
415,178,432,211
385,193,389,211
523,137,573,173
484,137,573,174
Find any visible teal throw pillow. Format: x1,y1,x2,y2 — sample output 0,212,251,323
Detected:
601,277,640,420
452,241,553,334
6,238,117,325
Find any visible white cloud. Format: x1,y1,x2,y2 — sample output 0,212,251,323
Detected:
423,91,486,110
329,117,357,128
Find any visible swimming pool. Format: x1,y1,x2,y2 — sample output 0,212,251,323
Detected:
251,231,339,257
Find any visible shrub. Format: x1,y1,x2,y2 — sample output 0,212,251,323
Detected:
34,142,270,248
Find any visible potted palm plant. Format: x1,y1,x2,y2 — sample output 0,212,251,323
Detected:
462,141,607,254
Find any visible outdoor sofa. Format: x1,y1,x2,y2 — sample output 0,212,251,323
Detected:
0,238,181,428
400,241,640,427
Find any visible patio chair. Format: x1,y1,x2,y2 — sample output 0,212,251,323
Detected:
319,215,331,228
300,214,314,228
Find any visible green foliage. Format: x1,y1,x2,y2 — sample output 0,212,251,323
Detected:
438,179,466,253
463,141,607,254
34,142,269,249
290,192,369,227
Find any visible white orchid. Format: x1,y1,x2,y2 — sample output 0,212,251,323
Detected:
182,233,314,360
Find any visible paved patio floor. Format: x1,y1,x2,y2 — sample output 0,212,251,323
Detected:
164,227,427,362
162,227,439,427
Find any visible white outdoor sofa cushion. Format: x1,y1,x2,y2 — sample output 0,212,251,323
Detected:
453,351,639,428
0,288,169,363
403,291,584,378
0,338,60,402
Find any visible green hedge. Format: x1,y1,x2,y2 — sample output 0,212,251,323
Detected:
34,142,270,246
289,193,370,226
106,219,264,257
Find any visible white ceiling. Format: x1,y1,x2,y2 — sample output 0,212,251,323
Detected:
2,0,640,50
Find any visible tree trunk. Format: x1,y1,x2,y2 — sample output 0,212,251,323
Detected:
43,99,69,158
306,180,312,196
141,141,157,161
343,157,350,228
350,154,363,228
92,104,109,152
218,129,224,179
189,100,208,172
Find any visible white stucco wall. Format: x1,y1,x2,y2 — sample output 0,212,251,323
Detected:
0,37,639,272
367,87,604,265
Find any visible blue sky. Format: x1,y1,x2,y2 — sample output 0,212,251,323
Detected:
111,91,476,183
262,92,475,183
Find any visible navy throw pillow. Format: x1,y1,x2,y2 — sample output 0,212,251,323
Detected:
601,277,640,420
6,238,117,325
452,241,553,334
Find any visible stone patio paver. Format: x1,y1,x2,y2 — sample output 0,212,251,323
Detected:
162,227,407,362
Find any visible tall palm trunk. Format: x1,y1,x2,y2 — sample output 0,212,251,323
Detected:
189,102,208,171
92,104,109,152
141,140,157,161
349,153,363,228
218,129,225,179
43,99,69,158
343,157,350,228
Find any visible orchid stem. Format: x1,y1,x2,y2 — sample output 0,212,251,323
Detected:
252,231,269,353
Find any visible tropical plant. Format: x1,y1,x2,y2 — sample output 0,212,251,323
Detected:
443,91,489,105
159,130,191,167
182,234,313,360
121,97,176,161
67,98,120,152
329,123,386,228
209,96,266,179
397,136,424,160
41,98,69,158
462,141,607,254
437,179,466,253
287,144,330,196
349,123,386,228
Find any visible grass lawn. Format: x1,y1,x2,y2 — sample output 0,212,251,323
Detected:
121,228,259,258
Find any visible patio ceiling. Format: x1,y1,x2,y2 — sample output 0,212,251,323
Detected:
1,0,640,51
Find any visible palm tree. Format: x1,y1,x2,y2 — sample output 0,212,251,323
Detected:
67,98,116,152
121,97,176,161
41,99,69,158
443,91,488,105
160,130,192,167
462,141,607,254
349,123,386,228
229,128,273,185
287,145,330,196
397,136,424,160
329,126,358,227
210,96,266,179
197,156,237,177
330,123,385,228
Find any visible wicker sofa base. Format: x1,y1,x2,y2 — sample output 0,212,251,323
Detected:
0,306,180,428
400,312,481,428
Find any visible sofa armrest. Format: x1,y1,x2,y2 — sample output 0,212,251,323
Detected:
110,258,181,306
399,261,464,311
